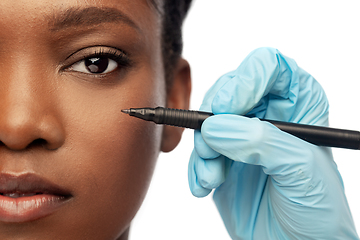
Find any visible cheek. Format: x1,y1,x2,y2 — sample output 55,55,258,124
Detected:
54,74,166,237
77,114,161,235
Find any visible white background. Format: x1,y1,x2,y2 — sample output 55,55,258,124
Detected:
131,1,360,239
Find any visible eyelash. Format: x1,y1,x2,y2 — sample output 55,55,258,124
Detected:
86,49,130,67
65,47,131,76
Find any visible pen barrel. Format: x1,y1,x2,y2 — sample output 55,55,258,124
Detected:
126,107,360,150
266,119,360,150
153,107,213,129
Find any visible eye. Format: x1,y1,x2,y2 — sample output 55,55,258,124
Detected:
63,47,131,77
70,57,118,74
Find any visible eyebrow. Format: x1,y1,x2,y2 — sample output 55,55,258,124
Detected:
49,7,139,32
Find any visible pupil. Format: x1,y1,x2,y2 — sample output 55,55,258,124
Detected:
85,57,109,73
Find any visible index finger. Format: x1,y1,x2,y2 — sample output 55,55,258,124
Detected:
201,47,299,116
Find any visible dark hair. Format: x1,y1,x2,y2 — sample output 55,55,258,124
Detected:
161,0,193,90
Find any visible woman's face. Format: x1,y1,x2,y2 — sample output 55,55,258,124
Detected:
0,0,190,239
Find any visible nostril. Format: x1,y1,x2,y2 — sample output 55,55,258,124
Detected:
0,138,48,151
28,139,48,149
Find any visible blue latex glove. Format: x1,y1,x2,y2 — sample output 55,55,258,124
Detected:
188,48,359,239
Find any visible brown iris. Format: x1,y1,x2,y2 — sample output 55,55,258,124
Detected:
85,57,109,73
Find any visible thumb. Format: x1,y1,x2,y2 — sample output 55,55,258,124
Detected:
201,115,338,190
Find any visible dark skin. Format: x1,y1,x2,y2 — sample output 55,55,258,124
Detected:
0,0,191,239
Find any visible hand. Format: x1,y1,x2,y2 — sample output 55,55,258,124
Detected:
188,48,359,239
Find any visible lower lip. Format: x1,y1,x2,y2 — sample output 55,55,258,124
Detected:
0,194,70,222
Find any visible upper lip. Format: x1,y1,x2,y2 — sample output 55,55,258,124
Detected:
0,173,72,197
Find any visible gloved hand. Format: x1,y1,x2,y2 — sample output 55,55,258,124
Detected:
188,47,359,239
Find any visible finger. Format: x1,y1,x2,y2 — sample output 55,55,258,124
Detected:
264,67,329,125
208,47,328,125
194,130,220,159
188,149,212,197
201,115,335,184
198,72,235,112
188,149,230,197
195,154,230,190
211,47,295,115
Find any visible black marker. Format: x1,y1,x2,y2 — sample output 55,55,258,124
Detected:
121,107,360,150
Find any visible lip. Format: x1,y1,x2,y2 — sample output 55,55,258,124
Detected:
0,173,72,223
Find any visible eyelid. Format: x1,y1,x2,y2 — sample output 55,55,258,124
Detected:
61,46,131,72
64,45,128,61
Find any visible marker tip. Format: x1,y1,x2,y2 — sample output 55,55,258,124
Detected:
121,109,131,114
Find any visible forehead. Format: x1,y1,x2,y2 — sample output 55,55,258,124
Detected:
0,0,155,11
0,0,161,34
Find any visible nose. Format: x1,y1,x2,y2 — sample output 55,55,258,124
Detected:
0,72,65,151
